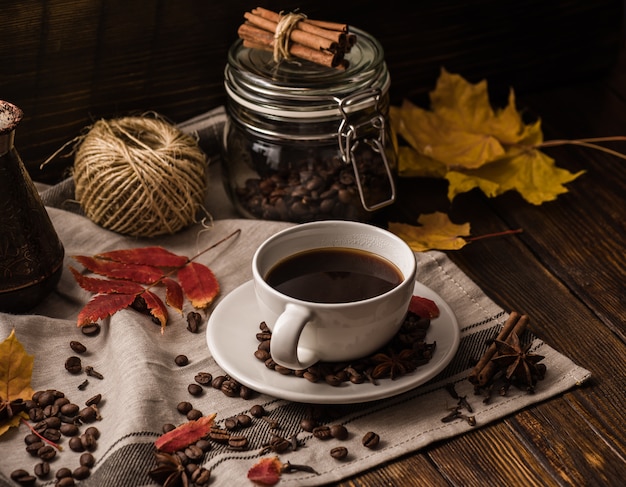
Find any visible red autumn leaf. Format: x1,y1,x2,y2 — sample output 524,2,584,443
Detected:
155,413,216,452
70,267,145,295
409,295,440,319
77,293,138,327
96,246,189,268
142,290,168,333
247,456,283,485
163,277,183,313
177,262,220,309
72,255,163,284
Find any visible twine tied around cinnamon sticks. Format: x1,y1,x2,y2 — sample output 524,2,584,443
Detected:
237,7,356,69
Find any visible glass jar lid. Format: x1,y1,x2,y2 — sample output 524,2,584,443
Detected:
224,27,390,120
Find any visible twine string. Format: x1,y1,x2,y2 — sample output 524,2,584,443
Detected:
273,12,307,63
72,116,207,237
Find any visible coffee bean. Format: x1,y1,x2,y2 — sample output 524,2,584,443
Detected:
184,444,204,461
70,341,87,353
60,423,80,436
268,435,291,453
224,417,238,430
24,433,41,445
78,406,98,423
81,322,101,336
73,466,91,480
211,375,226,389
163,423,176,433
81,432,98,451
330,446,349,460
220,380,239,397
187,409,203,420
177,401,193,414
56,467,72,479
34,461,50,478
239,384,254,399
37,390,57,407
186,311,202,333
191,467,211,485
237,414,252,427
28,407,44,422
84,426,100,439
64,356,82,374
249,404,266,417
330,424,348,440
37,444,56,460
42,428,61,442
362,431,380,449
56,477,76,486
43,404,60,417
60,403,80,416
188,383,203,396
175,354,189,366
194,372,212,385
300,417,317,432
312,425,332,440
69,436,85,452
79,452,96,468
228,435,248,450
254,349,270,361
208,428,230,443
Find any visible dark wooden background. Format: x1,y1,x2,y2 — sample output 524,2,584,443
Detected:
1,0,623,183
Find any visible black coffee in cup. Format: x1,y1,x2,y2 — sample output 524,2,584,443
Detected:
265,247,403,303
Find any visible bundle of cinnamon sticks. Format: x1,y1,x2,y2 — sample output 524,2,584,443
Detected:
237,7,356,69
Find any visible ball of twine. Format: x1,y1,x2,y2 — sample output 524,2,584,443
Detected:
73,116,207,237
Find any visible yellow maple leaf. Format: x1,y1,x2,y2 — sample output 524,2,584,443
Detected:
390,68,584,205
0,329,35,435
389,212,471,252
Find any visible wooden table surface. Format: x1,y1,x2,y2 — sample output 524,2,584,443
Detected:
335,53,626,487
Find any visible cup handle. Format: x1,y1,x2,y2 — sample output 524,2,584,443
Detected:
270,303,318,370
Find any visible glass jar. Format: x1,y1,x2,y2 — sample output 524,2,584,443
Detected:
222,27,397,223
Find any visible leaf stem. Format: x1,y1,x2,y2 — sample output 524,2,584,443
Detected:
537,136,626,161
20,418,63,451
466,228,523,242
188,229,242,263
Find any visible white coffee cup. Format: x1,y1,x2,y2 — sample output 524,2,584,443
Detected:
252,221,417,370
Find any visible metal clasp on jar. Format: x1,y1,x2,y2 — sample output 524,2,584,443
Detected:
337,88,396,212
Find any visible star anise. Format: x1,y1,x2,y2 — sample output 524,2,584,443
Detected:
148,452,188,487
490,332,545,392
371,349,418,380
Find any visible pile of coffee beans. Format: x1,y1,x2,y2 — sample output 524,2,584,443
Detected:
233,145,393,223
10,389,102,486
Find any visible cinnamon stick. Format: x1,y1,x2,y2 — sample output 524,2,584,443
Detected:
476,314,530,387
468,312,520,385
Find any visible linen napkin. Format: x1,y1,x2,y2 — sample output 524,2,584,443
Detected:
0,208,591,487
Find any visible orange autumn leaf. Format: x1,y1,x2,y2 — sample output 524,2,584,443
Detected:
389,212,471,252
155,413,216,453
177,262,220,309
247,456,283,485
0,330,35,436
77,293,138,327
142,290,169,333
162,277,184,313
70,267,145,295
390,68,585,205
72,255,163,284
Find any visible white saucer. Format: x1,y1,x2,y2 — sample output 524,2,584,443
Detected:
206,280,460,404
